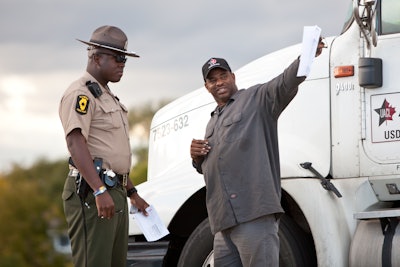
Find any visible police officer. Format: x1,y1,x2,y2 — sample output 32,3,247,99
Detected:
59,25,149,267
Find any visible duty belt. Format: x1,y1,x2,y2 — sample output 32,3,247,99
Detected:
69,169,128,187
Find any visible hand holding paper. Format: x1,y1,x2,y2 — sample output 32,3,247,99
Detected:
297,25,322,77
131,205,169,242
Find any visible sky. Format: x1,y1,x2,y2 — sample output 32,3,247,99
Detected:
0,0,350,173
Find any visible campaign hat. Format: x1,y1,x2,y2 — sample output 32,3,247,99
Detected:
77,25,139,57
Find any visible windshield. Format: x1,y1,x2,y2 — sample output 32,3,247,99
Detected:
341,0,400,35
341,1,355,34
380,0,400,34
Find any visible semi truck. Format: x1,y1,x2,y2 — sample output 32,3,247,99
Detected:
127,0,400,266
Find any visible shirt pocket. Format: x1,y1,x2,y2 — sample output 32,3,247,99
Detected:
222,112,243,143
205,124,214,139
119,102,129,128
94,101,123,131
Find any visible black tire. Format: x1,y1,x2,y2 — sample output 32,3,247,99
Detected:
177,218,214,267
177,215,316,267
279,214,317,267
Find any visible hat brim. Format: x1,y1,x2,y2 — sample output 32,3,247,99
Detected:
77,39,140,58
203,65,231,81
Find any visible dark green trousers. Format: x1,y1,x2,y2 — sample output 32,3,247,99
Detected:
62,175,128,267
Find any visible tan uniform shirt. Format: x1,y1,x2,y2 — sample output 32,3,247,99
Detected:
59,72,131,174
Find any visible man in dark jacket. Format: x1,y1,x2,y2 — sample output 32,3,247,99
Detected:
190,38,324,266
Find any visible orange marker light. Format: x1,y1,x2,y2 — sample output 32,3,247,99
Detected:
334,65,354,78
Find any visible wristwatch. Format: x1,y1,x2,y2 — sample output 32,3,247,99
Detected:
126,187,137,197
93,186,107,197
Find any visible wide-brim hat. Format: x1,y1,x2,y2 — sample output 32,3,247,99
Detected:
77,25,139,57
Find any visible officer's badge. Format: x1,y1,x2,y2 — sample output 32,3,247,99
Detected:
75,95,89,115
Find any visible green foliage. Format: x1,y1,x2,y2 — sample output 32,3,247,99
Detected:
128,99,170,185
127,99,170,135
0,159,71,267
130,147,148,185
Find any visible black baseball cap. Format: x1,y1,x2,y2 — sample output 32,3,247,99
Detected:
202,57,231,81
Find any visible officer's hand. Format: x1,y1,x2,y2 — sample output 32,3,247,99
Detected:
130,193,149,216
95,191,115,219
190,139,210,162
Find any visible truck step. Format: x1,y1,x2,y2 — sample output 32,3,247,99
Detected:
126,240,169,267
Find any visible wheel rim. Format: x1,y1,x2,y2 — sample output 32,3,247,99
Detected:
202,250,214,267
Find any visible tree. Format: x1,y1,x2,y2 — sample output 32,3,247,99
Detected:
128,100,170,185
0,159,71,267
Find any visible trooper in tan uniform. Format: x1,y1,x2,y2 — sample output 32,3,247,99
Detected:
59,25,149,267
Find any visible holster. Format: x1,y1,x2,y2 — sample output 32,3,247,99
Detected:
70,157,103,200
76,173,90,200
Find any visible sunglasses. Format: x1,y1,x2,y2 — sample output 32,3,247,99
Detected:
96,52,127,63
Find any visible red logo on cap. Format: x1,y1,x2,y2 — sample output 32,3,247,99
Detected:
208,58,220,69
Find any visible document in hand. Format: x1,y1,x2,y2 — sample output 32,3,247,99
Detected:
297,25,322,77
131,205,170,242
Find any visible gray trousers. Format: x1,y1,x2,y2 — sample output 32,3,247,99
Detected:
213,214,280,267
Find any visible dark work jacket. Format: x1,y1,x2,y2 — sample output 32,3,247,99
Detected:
201,58,306,234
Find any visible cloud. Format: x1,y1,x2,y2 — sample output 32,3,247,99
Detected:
0,0,349,172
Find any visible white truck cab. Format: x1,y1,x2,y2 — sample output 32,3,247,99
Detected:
127,1,400,266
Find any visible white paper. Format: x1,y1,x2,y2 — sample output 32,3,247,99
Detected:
297,25,322,77
131,205,169,242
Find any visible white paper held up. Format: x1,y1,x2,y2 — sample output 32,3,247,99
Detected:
130,205,170,242
297,25,322,77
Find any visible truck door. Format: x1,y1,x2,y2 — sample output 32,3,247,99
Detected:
362,0,400,169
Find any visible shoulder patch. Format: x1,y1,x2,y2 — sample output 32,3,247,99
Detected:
75,95,90,115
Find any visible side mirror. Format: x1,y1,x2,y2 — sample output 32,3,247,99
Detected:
353,0,378,49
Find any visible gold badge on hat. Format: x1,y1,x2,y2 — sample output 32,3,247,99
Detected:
75,95,90,115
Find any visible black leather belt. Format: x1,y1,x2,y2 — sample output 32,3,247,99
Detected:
115,173,128,187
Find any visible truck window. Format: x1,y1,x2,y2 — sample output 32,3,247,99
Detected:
341,2,354,34
381,0,400,34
